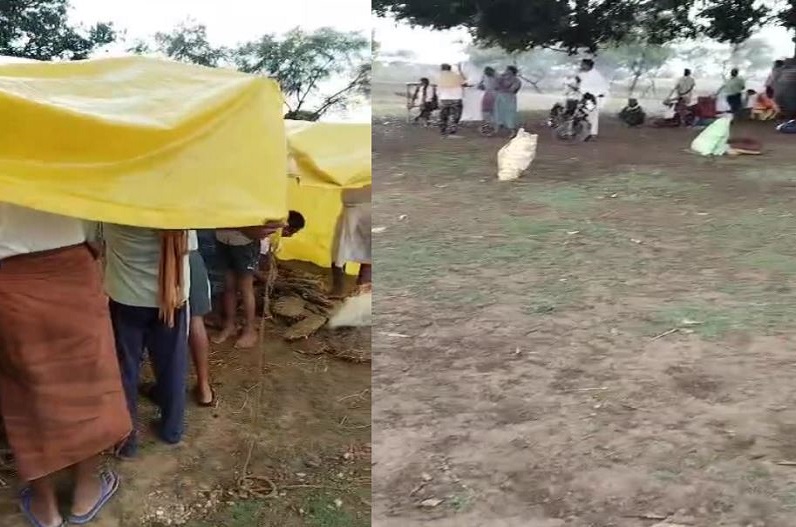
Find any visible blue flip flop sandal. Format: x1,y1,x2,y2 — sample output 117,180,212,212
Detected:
67,470,120,525
19,487,65,527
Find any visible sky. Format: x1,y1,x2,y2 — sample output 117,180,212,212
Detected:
69,0,371,122
373,16,795,65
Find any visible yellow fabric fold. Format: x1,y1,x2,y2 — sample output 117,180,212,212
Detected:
281,121,371,271
285,120,371,189
0,56,287,228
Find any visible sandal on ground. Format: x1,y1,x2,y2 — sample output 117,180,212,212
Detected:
19,487,65,527
67,470,121,525
194,385,217,408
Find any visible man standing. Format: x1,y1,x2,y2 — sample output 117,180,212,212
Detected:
578,58,610,140
671,68,696,105
0,203,131,526
332,185,372,296
766,60,785,96
436,63,467,136
719,68,745,116
102,225,192,459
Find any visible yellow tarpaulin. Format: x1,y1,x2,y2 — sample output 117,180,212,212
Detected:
0,56,287,228
285,121,371,189
280,121,371,271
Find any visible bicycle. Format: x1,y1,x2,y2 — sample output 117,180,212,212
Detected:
549,93,596,143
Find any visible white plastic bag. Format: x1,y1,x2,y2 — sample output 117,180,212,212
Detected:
327,292,372,328
497,128,537,181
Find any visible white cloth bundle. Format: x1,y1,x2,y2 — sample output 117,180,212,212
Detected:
497,129,538,181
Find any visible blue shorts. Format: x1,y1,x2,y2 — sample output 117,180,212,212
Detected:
217,240,261,275
196,230,224,296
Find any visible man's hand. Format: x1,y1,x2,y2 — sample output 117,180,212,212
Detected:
237,220,285,241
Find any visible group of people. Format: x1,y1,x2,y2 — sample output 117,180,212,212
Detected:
410,63,524,136
0,186,372,527
619,59,792,129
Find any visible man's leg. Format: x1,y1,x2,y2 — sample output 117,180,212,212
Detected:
71,455,103,517
331,263,346,297
190,315,213,405
450,99,463,132
357,263,372,286
439,101,451,134
147,307,189,444
236,273,258,349
109,300,148,457
27,475,61,527
213,270,237,344
590,105,600,137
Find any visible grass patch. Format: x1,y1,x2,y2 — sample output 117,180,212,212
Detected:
187,501,264,527
519,185,593,212
651,304,751,339
591,169,708,201
304,495,368,527
526,278,582,316
450,493,474,513
650,298,796,339
736,167,796,183
740,250,796,275
701,209,796,251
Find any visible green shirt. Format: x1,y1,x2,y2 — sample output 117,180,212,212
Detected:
101,224,191,308
723,76,745,96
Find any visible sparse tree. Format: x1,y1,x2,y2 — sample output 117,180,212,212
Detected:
132,24,369,121
233,28,369,120
0,0,116,60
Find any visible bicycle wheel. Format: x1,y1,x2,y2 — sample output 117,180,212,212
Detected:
555,118,587,143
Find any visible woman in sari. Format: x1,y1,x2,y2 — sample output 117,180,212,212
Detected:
477,67,499,125
495,66,522,134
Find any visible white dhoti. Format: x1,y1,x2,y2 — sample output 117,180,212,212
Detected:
590,101,601,136
333,203,371,266
580,67,609,137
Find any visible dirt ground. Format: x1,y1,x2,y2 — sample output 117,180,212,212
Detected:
0,305,371,526
372,112,796,526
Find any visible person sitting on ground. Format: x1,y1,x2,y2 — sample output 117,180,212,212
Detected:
0,205,131,527
410,77,437,126
751,87,780,121
618,98,645,127
255,210,306,283
742,89,758,119
214,222,286,348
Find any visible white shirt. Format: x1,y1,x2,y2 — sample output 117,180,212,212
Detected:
0,203,86,260
259,238,271,255
216,229,252,246
579,68,609,97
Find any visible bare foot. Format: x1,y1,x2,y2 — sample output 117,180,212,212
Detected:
27,495,62,527
235,328,258,349
71,474,102,517
212,325,235,344
195,382,214,406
